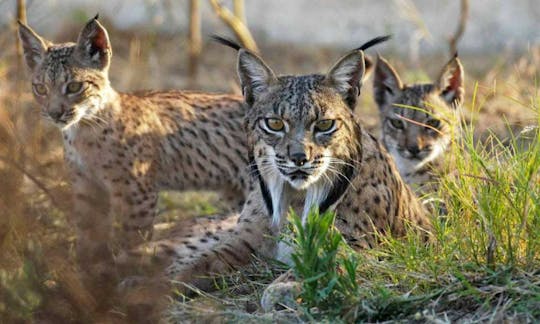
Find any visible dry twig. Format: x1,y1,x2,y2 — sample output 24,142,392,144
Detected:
449,0,469,55
209,0,258,53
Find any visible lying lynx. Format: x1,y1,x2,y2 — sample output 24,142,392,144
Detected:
18,17,251,279
143,37,431,294
373,55,464,198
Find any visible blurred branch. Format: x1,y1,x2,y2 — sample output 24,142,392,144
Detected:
0,155,62,211
15,0,27,78
209,0,258,53
233,0,246,25
188,0,202,79
449,0,469,55
395,0,432,67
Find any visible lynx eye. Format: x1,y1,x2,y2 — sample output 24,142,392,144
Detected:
314,119,335,133
265,118,285,132
425,119,441,129
33,83,48,96
389,118,404,130
66,81,83,94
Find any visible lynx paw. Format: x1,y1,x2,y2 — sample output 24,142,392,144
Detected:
261,270,301,312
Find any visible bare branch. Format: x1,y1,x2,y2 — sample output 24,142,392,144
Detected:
0,155,63,211
233,0,246,25
15,0,27,80
209,0,258,53
449,0,469,55
188,0,202,79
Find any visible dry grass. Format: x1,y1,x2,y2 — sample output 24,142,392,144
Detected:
0,13,538,323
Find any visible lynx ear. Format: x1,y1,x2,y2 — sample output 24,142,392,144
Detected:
18,21,48,71
373,56,403,111
437,54,464,107
325,50,366,109
237,49,277,106
75,15,112,70
362,55,374,82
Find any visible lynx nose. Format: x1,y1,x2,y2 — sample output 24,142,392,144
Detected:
290,152,308,166
49,109,64,121
407,145,420,155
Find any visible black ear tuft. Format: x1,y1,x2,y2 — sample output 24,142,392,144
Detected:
354,35,391,51
94,13,99,20
324,35,391,110
211,35,242,51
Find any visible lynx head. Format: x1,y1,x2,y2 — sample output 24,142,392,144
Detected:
18,15,112,130
237,46,372,225
373,55,464,173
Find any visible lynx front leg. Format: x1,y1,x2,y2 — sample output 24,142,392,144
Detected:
107,175,158,253
167,190,277,291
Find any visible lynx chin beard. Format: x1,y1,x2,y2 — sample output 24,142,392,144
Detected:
259,146,338,226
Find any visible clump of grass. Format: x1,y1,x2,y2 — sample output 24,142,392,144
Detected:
284,89,540,321
288,208,359,320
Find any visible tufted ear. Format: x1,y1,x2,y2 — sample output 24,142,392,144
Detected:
373,56,403,111
75,15,112,70
324,50,366,109
437,54,464,107
237,49,277,106
18,21,48,71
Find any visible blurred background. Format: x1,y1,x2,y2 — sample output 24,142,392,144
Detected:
2,0,540,53
0,0,539,322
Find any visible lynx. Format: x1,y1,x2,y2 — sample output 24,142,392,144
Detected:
141,37,431,296
18,17,251,279
373,55,464,198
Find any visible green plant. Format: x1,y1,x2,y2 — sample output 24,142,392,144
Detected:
288,208,359,318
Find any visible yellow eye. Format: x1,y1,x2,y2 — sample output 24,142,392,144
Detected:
66,82,83,94
265,118,285,131
314,119,335,132
33,83,48,96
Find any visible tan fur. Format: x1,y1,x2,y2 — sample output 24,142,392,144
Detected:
18,18,251,280
373,55,464,197
148,41,431,292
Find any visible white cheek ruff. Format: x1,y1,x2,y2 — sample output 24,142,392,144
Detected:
267,173,286,227
259,147,336,227
415,138,450,171
62,126,85,171
387,137,449,176
301,179,331,225
256,146,287,227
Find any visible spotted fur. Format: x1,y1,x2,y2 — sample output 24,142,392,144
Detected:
373,55,464,197
18,18,251,277
155,39,431,292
